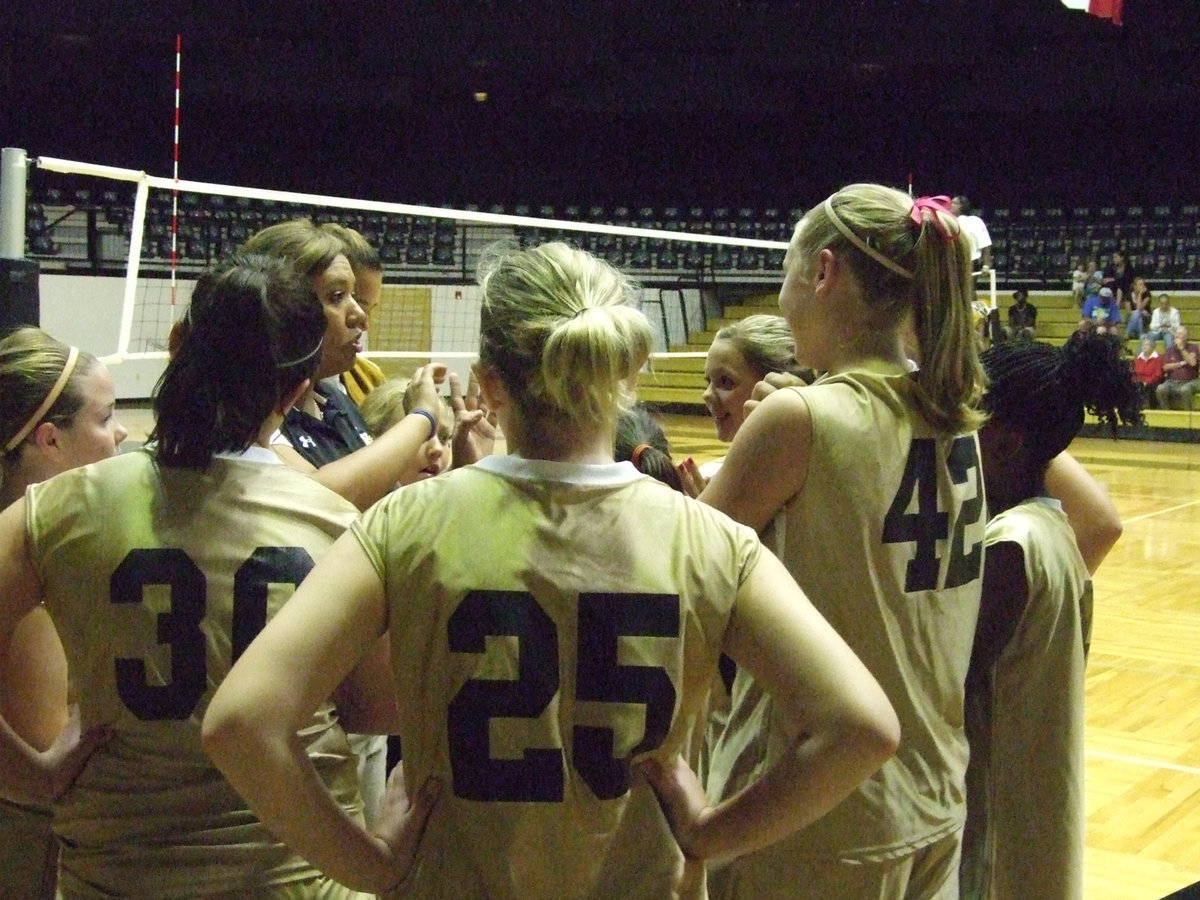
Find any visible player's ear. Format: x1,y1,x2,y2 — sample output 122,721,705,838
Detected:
473,363,508,413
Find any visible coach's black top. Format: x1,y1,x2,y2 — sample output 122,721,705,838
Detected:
279,383,372,468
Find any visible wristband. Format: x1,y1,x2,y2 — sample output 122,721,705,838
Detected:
409,408,438,441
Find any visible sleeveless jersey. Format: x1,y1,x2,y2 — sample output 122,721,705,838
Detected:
25,449,368,898
960,498,1089,900
706,371,985,879
0,797,56,899
351,455,763,900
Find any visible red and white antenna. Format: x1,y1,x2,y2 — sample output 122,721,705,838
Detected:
170,33,181,305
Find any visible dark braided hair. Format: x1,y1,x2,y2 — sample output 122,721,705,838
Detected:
615,403,684,492
980,330,1142,468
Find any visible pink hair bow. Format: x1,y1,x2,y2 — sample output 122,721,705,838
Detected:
910,195,957,241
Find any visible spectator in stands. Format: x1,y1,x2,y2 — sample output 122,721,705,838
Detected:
1156,326,1200,410
951,195,993,271
1124,275,1152,340
1083,261,1103,307
1080,287,1122,336
1070,257,1088,308
1102,249,1134,310
1004,288,1038,341
1146,293,1181,347
1133,336,1165,408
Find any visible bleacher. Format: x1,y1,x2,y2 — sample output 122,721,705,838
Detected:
24,190,1200,289
24,188,1200,434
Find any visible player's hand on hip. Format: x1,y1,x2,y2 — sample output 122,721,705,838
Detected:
374,763,440,897
44,705,113,800
639,754,715,861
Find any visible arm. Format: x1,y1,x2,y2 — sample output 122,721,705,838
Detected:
1044,451,1122,575
202,530,436,893
698,386,812,533
643,549,899,860
278,365,447,511
0,499,110,803
971,540,1029,677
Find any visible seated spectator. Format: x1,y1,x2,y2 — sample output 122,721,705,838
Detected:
1132,336,1164,408
1146,293,1181,347
1156,326,1200,410
1004,288,1037,341
1124,276,1152,340
1070,257,1088,308
1080,287,1122,336
1083,261,1103,307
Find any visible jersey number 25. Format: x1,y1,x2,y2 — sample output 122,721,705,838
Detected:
448,589,679,803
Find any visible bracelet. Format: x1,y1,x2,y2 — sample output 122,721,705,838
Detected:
408,408,438,441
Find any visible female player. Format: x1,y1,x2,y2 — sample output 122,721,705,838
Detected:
0,254,404,898
202,240,900,899
961,330,1139,900
678,314,806,494
1,328,127,898
698,185,988,898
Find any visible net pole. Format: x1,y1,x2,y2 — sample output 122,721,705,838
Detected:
0,147,28,259
170,34,181,306
118,177,151,356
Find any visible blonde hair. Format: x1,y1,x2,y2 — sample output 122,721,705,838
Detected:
715,314,805,380
477,241,653,429
359,377,411,438
792,183,986,433
1,327,99,461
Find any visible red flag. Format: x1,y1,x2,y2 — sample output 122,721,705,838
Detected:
1061,0,1123,25
1088,0,1123,24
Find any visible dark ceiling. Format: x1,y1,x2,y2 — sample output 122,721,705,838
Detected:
3,1,1198,209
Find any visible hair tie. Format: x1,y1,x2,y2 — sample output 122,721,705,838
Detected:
910,195,957,242
630,443,653,470
823,197,914,280
4,346,81,452
275,337,324,369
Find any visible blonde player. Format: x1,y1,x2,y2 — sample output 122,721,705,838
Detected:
699,185,988,899
202,240,900,899
1,328,128,898
0,254,423,898
961,331,1139,900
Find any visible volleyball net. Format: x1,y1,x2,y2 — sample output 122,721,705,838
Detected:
25,156,792,376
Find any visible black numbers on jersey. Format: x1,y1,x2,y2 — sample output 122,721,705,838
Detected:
109,546,315,720
447,590,679,803
882,436,984,593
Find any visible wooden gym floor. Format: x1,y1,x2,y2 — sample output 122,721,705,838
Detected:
118,404,1200,898
667,414,1200,900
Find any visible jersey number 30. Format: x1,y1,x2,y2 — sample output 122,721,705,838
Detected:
447,590,679,803
110,546,314,721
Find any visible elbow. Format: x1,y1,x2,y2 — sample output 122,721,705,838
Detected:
200,701,252,773
834,696,901,781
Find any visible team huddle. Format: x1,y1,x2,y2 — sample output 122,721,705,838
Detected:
1,184,1139,899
